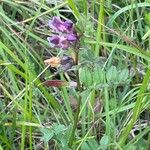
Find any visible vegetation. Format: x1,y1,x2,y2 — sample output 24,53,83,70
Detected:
0,0,150,149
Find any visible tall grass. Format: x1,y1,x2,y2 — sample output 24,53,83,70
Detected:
0,0,150,149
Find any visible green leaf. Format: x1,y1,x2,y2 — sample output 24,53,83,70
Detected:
55,124,70,148
88,139,99,150
118,69,129,82
99,134,109,150
106,66,117,83
85,41,150,62
41,128,54,142
135,138,148,150
53,124,66,135
81,142,91,150
80,67,93,87
93,65,105,84
67,0,80,20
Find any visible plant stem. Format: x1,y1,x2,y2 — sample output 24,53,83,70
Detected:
95,0,104,56
68,51,82,147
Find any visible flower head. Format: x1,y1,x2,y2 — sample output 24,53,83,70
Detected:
47,17,78,50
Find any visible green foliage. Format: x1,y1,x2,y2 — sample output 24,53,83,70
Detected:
80,65,130,89
41,123,70,149
0,0,150,149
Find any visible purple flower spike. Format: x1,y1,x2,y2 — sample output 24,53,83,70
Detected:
47,16,79,50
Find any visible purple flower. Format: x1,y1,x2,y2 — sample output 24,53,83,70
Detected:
59,36,69,49
47,35,69,50
49,17,65,32
47,16,78,50
67,33,77,41
49,17,73,33
47,35,59,45
63,20,73,32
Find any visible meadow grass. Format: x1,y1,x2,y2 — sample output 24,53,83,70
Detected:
0,0,150,149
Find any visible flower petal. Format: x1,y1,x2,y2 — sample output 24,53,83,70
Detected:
67,33,77,41
44,57,60,67
59,36,69,49
43,80,68,87
47,35,60,45
49,17,67,32
63,20,73,32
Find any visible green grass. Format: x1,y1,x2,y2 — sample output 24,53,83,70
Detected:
0,0,150,149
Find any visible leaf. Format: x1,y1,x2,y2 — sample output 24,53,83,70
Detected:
41,128,54,142
93,65,104,84
81,49,95,62
53,124,66,135
88,139,99,150
81,142,91,150
80,67,93,87
99,134,109,150
67,0,80,19
54,124,70,148
85,41,150,62
135,138,148,150
118,69,129,82
106,66,117,83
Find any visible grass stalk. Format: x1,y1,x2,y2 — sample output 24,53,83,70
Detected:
83,0,88,16
95,0,104,56
118,69,150,146
29,80,33,150
67,0,80,20
104,76,110,137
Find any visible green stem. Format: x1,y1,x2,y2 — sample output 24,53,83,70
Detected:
95,0,104,56
68,51,82,147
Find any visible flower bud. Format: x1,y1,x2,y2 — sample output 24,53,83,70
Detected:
60,56,74,70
